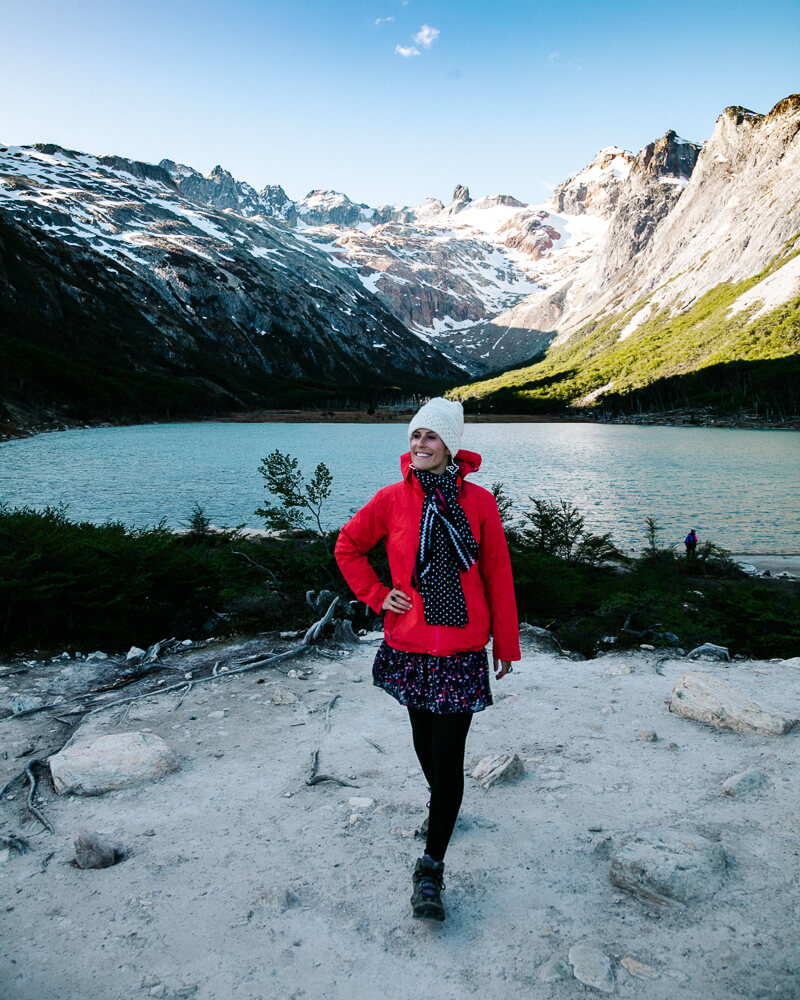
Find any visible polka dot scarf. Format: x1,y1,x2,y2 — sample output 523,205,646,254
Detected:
412,465,479,626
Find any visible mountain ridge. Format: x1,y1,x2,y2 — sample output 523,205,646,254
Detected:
1,94,798,437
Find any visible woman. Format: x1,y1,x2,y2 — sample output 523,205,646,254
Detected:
335,397,520,921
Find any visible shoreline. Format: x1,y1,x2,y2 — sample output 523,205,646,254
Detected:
2,407,799,443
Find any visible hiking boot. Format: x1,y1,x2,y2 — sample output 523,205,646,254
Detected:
411,856,445,921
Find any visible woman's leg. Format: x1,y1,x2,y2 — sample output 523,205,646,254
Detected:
408,708,473,861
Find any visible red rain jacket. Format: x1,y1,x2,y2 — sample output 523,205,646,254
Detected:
335,450,521,661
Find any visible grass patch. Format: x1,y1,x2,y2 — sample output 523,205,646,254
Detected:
454,244,800,419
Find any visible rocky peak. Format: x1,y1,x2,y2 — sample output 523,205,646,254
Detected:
634,131,700,181
452,184,471,203
551,147,635,219
471,194,526,210
296,189,373,228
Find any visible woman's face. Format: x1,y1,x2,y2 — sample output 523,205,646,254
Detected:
410,428,450,475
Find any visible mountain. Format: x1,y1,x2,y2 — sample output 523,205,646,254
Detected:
454,96,800,420
0,144,462,436
2,94,797,437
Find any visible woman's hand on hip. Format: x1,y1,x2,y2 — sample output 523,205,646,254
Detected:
382,588,412,614
493,656,513,679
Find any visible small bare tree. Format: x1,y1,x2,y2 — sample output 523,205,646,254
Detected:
256,450,334,555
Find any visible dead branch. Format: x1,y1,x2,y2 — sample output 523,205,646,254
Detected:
302,596,339,644
324,694,340,733
25,760,53,834
364,737,385,754
0,834,29,854
172,682,193,711
306,748,357,788
85,644,313,716
143,637,178,664
230,548,279,585
11,599,340,722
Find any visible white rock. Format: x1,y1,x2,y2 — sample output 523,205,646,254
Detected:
49,732,180,795
686,643,730,661
11,695,44,715
669,672,798,735
126,646,146,663
271,687,298,705
782,657,800,670
207,710,228,719
610,829,727,905
568,944,615,993
85,651,109,662
603,660,633,675
471,753,525,789
538,957,571,983
621,957,659,980
347,797,375,810
721,768,769,797
519,624,563,654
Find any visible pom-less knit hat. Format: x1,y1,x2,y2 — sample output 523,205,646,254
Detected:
408,397,464,459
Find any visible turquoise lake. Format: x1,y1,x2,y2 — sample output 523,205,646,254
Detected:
1,422,798,554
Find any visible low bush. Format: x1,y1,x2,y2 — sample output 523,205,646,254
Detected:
1,486,796,661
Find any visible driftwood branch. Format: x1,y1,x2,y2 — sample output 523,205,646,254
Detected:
25,760,53,834
306,748,357,788
324,694,340,733
302,597,339,645
84,645,313,716
0,834,29,854
10,598,342,723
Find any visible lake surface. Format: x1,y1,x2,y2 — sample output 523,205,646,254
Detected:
1,422,798,554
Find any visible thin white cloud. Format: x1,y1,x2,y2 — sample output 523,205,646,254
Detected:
374,16,394,25
414,24,439,48
548,51,559,63
396,44,421,57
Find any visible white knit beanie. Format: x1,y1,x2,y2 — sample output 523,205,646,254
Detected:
408,397,464,459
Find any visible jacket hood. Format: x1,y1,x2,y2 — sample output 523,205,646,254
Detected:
400,449,482,485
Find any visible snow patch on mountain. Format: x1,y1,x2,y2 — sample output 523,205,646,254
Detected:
727,253,800,321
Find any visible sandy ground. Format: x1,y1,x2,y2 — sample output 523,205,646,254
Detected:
1,637,799,1000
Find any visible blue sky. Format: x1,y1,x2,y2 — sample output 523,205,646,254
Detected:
2,0,798,207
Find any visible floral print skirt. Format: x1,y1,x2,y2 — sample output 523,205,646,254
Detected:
372,640,492,714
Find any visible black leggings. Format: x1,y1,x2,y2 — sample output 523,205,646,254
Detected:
407,707,473,862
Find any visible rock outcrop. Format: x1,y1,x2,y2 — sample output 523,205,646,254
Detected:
669,672,798,735
49,732,180,795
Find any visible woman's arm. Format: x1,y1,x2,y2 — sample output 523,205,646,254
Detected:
334,493,392,614
478,495,521,663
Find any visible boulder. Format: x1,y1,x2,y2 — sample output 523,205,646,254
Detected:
610,829,727,905
471,753,525,789
74,831,127,869
721,768,769,797
686,643,730,661
49,732,180,795
11,694,44,715
519,624,562,655
669,672,798,735
568,945,615,994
